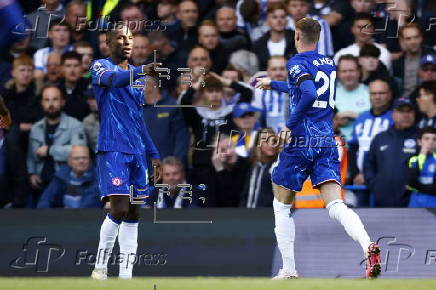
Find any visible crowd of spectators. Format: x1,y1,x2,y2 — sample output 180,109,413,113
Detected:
0,0,435,209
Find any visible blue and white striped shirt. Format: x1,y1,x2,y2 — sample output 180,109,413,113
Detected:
252,87,289,133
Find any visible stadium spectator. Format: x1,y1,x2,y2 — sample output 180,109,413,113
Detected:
3,55,42,207
83,95,99,153
229,49,259,83
0,35,34,91
179,75,234,168
328,0,374,51
236,0,268,42
45,52,62,84
252,56,289,133
285,0,334,56
364,98,418,207
65,0,89,44
143,77,190,166
198,21,230,74
147,31,188,92
335,55,370,141
379,0,413,56
27,85,87,206
334,13,391,72
406,127,436,207
215,6,249,52
348,79,394,206
97,32,110,58
218,66,244,104
209,70,253,106
418,54,436,83
120,3,147,35
231,102,260,158
416,81,436,129
3,55,42,149
131,35,151,67
240,127,278,208
211,134,250,207
165,0,199,61
33,21,72,79
58,51,91,121
157,0,178,35
186,46,212,81
358,44,399,98
252,2,296,71
409,54,436,103
37,145,101,208
393,24,434,98
73,41,94,79
26,0,65,50
145,156,207,208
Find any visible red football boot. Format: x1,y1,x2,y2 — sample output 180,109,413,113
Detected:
366,242,381,279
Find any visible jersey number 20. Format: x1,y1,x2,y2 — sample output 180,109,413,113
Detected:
313,71,336,109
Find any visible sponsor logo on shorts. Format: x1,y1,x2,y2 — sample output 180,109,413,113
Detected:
112,177,123,186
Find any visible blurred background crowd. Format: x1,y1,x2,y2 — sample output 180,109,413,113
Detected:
0,0,434,209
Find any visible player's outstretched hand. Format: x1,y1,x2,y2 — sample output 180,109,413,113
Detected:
255,77,272,90
142,62,163,77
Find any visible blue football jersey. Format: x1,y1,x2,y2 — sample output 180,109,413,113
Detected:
286,50,336,137
90,58,159,158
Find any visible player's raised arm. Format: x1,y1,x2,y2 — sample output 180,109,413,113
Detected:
270,80,288,93
286,64,317,130
256,77,289,93
90,61,160,88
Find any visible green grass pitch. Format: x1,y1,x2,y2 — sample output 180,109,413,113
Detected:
1,277,436,290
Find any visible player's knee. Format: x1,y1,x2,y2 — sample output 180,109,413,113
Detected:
272,183,295,204
275,195,293,204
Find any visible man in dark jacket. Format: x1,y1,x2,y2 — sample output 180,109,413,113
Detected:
164,0,198,68
364,98,418,207
252,2,296,71
143,78,190,166
37,145,101,208
392,23,435,98
3,55,42,207
58,51,91,121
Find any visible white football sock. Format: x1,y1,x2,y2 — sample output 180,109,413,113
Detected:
118,221,138,279
273,198,296,274
326,199,371,253
95,214,121,270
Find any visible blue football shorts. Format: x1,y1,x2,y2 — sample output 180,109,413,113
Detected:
96,151,150,201
271,144,341,192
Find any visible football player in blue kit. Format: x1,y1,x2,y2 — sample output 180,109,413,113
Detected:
89,23,162,280
255,18,381,279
